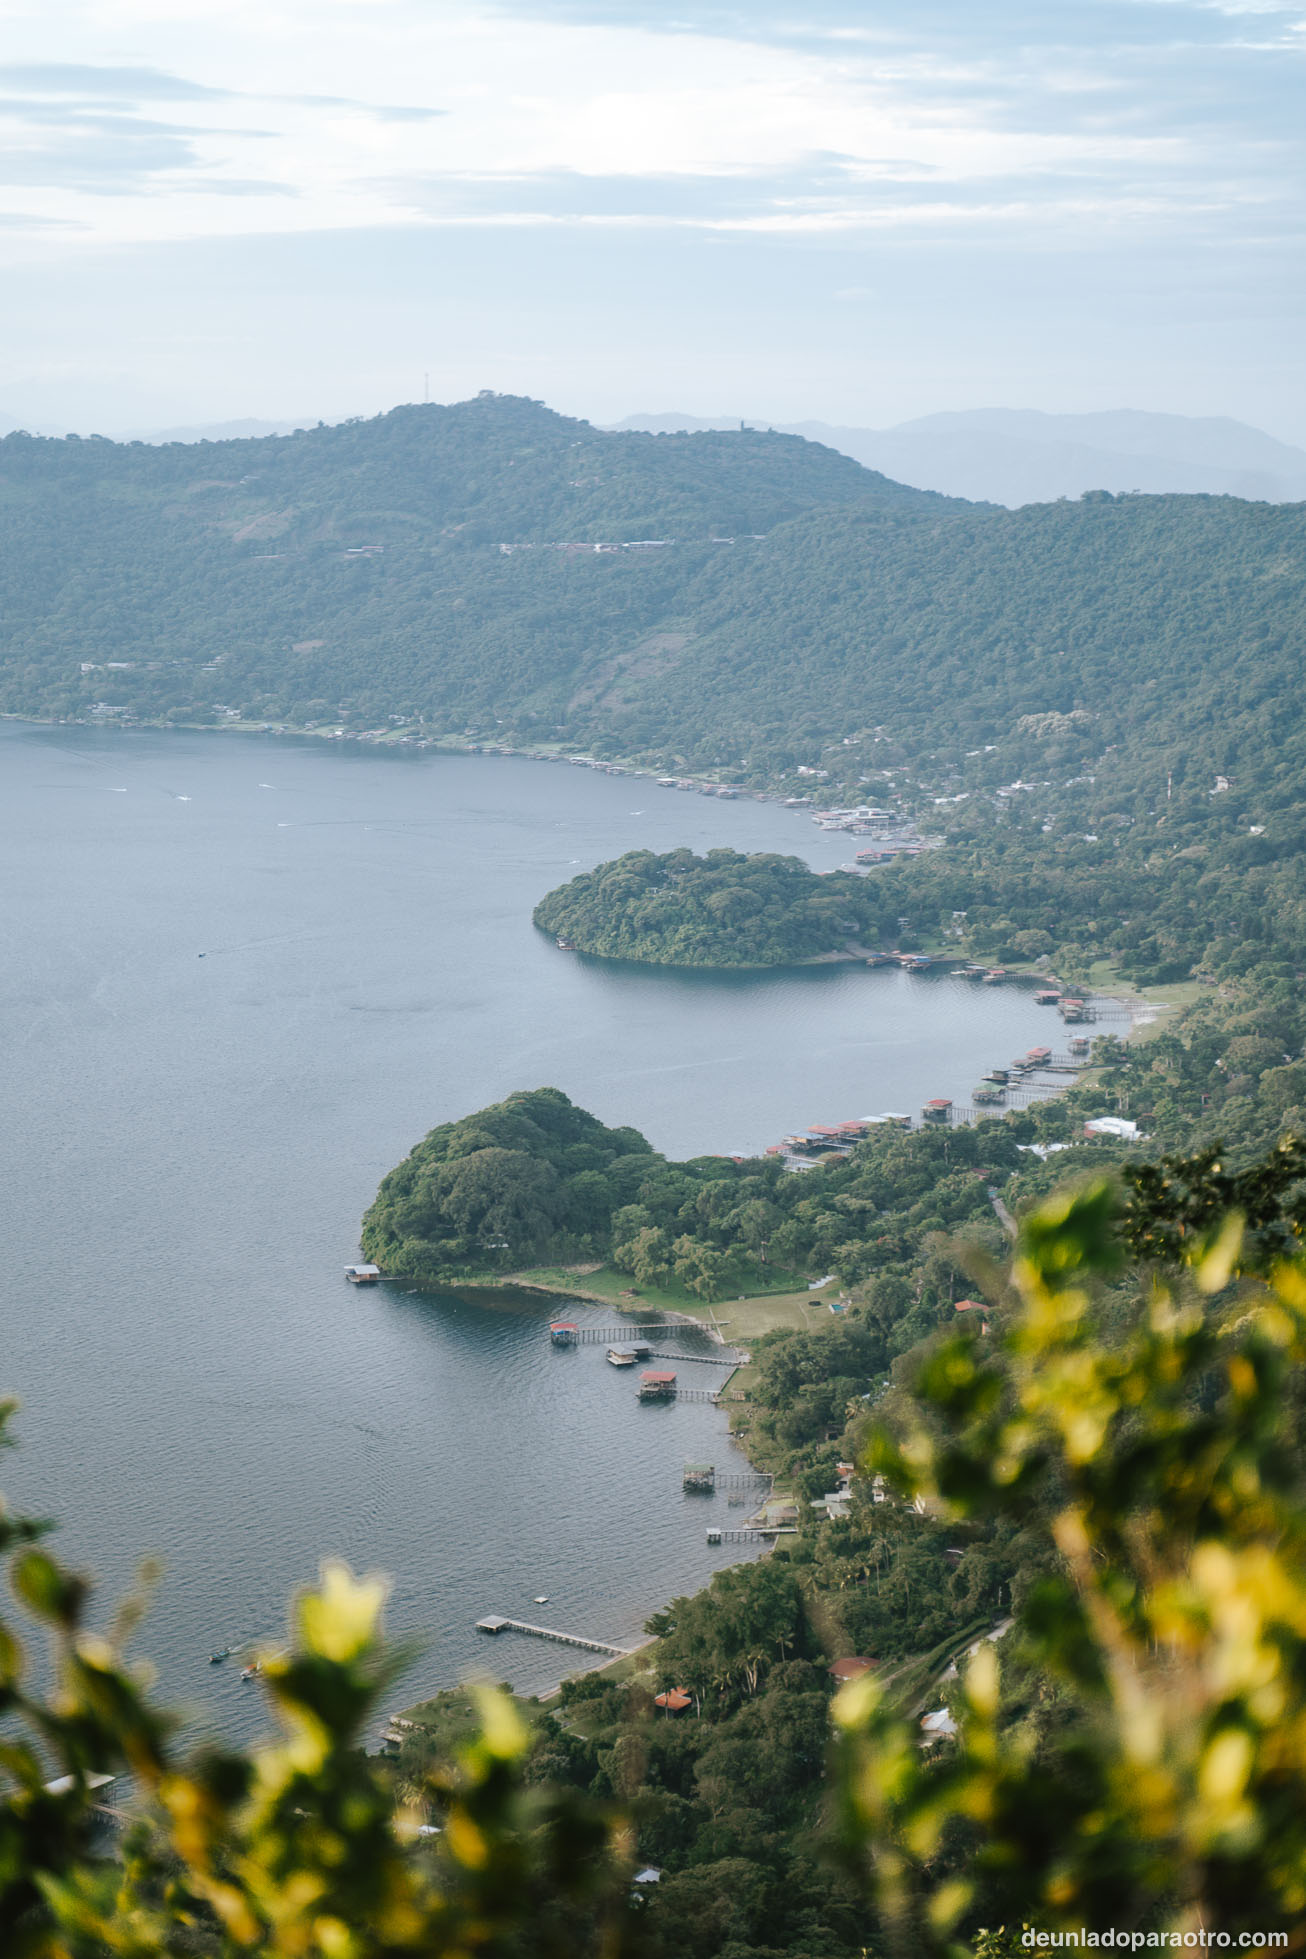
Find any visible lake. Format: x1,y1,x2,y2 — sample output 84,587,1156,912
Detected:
0,721,1072,1738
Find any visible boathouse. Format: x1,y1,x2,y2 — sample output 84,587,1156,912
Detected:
639,1370,677,1401
344,1264,381,1285
922,1098,952,1123
549,1322,579,1346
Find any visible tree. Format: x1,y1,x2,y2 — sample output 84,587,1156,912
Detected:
671,1235,728,1301
612,1224,672,1287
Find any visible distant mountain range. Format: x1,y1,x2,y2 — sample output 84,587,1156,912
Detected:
610,408,1306,507
0,412,313,444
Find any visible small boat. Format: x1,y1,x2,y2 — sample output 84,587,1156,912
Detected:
241,1663,262,1682
555,937,576,951
533,1596,550,1605
209,1647,231,1665
607,1346,638,1367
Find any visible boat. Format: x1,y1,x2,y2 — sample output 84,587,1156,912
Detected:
209,1648,231,1665
555,937,576,951
240,1663,262,1682
533,1595,550,1605
607,1347,638,1367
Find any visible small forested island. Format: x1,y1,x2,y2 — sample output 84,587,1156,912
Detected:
532,847,882,967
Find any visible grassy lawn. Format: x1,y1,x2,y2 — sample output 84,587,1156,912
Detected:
717,1279,845,1341
397,1684,541,1750
490,1262,810,1324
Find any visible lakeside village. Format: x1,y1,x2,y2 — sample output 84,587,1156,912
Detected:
755,969,1142,1155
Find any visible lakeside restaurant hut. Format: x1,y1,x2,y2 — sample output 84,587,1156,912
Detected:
922,1097,952,1123
549,1321,579,1347
639,1369,678,1401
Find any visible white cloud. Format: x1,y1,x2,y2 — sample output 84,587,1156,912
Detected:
0,0,1267,250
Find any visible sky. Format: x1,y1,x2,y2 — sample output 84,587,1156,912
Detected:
0,0,1302,436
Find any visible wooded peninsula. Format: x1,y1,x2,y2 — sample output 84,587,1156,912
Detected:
532,847,883,967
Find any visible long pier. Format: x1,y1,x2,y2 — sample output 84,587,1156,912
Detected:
562,1321,717,1346
706,1527,799,1544
644,1348,746,1366
642,1387,747,1404
475,1615,629,1656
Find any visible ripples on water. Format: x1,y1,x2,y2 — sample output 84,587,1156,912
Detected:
1,724,1073,1739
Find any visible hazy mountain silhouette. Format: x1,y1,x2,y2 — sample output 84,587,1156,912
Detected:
611,408,1306,506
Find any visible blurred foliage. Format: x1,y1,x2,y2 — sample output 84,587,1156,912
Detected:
837,1178,1306,1951
0,1401,625,1957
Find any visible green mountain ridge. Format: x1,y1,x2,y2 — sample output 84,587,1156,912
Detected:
1,393,1300,800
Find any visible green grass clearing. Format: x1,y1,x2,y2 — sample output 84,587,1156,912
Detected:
476,1261,808,1322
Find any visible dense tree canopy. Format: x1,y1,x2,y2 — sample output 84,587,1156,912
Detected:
534,847,884,966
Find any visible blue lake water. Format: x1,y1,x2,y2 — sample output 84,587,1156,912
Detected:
0,722,1072,1739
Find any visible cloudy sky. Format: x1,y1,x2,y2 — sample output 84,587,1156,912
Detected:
0,0,1302,434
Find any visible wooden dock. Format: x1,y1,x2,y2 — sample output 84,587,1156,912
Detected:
564,1321,716,1346
683,1463,772,1492
706,1527,799,1544
640,1387,747,1404
475,1615,629,1657
644,1348,747,1366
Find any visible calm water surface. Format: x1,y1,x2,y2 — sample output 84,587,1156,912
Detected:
0,723,1070,1737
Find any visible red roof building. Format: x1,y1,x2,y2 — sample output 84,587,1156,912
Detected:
829,1657,878,1683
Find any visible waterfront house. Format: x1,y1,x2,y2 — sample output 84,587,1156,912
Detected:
639,1370,677,1400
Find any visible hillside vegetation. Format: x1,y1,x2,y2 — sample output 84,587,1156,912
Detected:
0,394,934,736
2,395,1301,786
533,847,882,967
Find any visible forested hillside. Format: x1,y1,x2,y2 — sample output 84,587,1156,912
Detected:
2,396,1302,805
0,394,935,733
